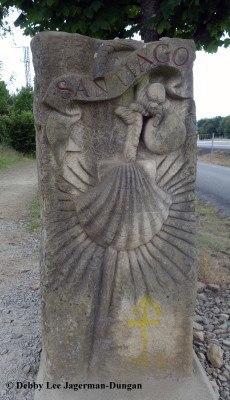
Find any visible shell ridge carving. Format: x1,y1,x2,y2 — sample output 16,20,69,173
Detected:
138,245,167,289
44,77,194,261
75,161,172,250
102,166,131,244
76,167,121,222
90,167,126,245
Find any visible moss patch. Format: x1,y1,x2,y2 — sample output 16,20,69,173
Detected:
27,195,41,233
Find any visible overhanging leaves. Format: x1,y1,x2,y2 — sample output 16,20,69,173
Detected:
0,0,229,51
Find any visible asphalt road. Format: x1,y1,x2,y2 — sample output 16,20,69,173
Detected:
196,161,230,216
197,140,230,150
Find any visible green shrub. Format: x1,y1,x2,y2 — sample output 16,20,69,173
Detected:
0,81,10,115
0,86,36,154
11,87,34,113
7,111,36,155
0,114,11,145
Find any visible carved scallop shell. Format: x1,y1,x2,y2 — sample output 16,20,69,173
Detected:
75,161,172,250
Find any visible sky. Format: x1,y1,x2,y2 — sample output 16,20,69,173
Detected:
0,9,229,121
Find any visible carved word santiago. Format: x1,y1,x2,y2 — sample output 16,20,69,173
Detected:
44,42,191,107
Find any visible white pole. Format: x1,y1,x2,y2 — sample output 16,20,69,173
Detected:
211,132,214,154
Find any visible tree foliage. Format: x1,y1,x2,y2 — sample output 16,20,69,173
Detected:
7,110,35,153
0,0,229,50
219,116,230,137
0,86,36,153
0,3,10,36
198,116,230,139
11,86,34,113
0,81,10,114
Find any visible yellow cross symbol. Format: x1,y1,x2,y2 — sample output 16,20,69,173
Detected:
128,296,162,352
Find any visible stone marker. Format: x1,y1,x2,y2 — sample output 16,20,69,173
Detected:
31,32,217,399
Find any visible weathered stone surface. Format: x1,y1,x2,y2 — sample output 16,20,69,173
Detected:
31,32,199,389
197,281,206,293
23,365,31,374
193,331,204,342
207,284,220,293
193,321,204,331
207,344,224,368
35,352,217,400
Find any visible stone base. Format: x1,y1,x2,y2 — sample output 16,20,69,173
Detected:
35,353,217,400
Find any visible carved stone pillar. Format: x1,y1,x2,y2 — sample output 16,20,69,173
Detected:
31,32,216,400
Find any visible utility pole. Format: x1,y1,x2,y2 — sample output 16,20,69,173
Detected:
23,46,32,88
14,46,32,88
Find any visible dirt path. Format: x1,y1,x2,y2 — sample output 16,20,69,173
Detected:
0,162,38,221
0,162,41,400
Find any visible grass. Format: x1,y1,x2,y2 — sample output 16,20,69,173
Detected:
198,233,223,252
198,149,230,167
195,198,230,284
27,194,41,233
0,144,33,170
30,362,40,378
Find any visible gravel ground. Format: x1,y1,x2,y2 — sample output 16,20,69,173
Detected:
193,283,230,400
0,163,41,400
0,162,229,400
0,221,41,400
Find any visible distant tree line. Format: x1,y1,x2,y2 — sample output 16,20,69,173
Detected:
198,116,230,139
0,81,35,154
